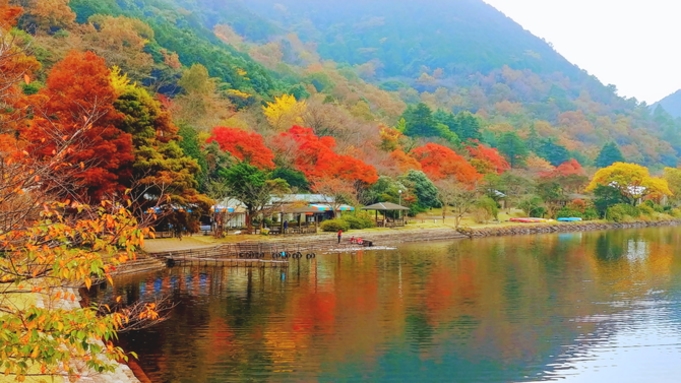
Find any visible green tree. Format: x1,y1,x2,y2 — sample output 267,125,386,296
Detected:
114,84,211,224
535,180,564,218
402,103,439,137
499,171,533,211
271,167,310,191
497,131,529,167
177,123,208,181
221,162,290,233
592,185,626,218
400,170,441,213
527,124,540,153
536,138,571,166
453,111,482,142
595,142,625,168
518,195,547,217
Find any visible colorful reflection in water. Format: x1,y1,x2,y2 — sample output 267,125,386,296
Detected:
94,227,681,382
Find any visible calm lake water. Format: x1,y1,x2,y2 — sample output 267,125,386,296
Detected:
98,227,681,382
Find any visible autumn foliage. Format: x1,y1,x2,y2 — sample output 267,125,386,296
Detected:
540,159,585,178
207,126,276,169
275,126,379,184
0,1,22,30
389,149,422,173
466,144,510,174
410,143,481,184
22,50,134,201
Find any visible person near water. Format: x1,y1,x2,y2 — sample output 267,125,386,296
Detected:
337,229,342,244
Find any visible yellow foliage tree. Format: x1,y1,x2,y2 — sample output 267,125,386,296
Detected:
663,167,681,207
586,162,672,204
24,0,75,32
263,93,307,131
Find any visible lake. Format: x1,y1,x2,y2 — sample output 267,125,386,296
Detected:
98,227,681,382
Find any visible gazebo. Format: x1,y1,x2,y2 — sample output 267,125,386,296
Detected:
361,202,409,227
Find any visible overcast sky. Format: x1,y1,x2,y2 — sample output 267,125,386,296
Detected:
482,0,680,104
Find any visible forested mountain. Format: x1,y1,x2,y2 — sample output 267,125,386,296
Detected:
5,0,681,226
652,90,681,118
58,0,681,168
238,0,582,78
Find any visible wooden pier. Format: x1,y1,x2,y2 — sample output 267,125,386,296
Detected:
148,240,327,268
164,256,290,268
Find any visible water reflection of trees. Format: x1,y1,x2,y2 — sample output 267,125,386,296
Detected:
99,227,681,382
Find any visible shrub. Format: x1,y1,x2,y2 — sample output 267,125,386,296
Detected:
642,199,664,213
471,207,491,224
606,204,640,222
320,219,350,232
476,196,499,221
638,203,655,217
341,213,375,229
583,208,599,220
518,195,545,218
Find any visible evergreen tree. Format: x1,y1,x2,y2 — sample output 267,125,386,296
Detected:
527,124,540,153
497,131,529,168
537,139,571,166
402,103,439,137
453,111,482,142
400,170,441,212
595,142,625,168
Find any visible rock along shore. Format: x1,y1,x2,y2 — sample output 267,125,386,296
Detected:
456,219,681,238
39,287,142,383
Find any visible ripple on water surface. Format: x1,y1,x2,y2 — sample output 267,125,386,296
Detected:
97,227,681,382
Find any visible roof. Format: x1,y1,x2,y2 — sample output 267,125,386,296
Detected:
269,194,335,204
361,202,409,211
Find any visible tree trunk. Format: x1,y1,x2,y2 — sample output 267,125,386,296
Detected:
246,209,254,234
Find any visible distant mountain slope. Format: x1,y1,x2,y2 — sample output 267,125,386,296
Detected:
652,90,681,118
231,0,583,80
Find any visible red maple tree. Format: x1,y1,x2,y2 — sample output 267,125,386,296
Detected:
275,126,378,184
22,50,134,201
207,126,275,170
541,158,585,178
411,143,481,184
466,144,510,174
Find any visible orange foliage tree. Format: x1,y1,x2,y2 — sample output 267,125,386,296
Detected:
540,159,588,193
207,126,276,170
275,126,378,184
22,50,134,202
1,35,166,382
410,143,482,184
467,144,510,174
389,149,422,173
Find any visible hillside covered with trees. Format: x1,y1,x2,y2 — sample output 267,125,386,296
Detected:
3,0,681,228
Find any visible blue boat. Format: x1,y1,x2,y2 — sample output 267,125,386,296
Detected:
557,217,582,222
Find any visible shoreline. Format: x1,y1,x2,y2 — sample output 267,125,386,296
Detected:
109,217,681,383
457,219,681,238
138,218,681,266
